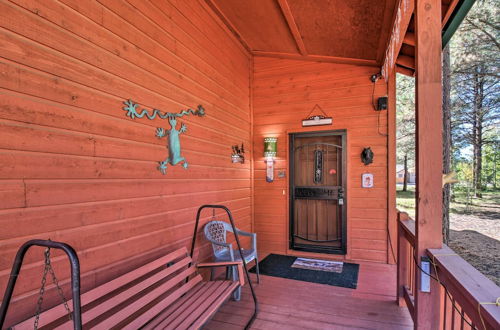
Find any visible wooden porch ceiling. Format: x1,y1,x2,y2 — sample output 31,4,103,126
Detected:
206,0,462,73
206,0,397,66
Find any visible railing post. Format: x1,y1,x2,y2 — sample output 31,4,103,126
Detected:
397,212,409,307
415,0,443,328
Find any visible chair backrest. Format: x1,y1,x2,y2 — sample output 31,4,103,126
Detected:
204,220,234,258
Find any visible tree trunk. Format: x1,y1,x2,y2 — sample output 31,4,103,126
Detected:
494,145,498,189
473,66,485,198
442,46,451,244
477,68,485,197
472,70,480,197
476,123,483,197
403,154,408,192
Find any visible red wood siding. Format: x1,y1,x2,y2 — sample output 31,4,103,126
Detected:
252,57,390,263
0,0,251,325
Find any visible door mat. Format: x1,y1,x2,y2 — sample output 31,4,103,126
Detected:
250,254,359,289
292,257,344,273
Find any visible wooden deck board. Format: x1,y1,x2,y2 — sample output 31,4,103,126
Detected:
208,261,413,329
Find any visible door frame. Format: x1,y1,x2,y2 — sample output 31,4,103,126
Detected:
288,129,348,255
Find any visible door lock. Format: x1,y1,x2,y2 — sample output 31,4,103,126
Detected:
338,187,344,205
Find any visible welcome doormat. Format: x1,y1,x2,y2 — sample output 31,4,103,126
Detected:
292,257,344,273
250,254,359,289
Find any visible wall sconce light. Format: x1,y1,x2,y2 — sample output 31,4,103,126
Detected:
264,137,277,182
264,137,277,158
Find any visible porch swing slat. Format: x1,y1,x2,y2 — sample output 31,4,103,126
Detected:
188,282,240,330
11,248,243,330
12,248,189,329
142,281,208,330
121,274,204,330
91,266,198,329
170,281,232,329
55,256,193,329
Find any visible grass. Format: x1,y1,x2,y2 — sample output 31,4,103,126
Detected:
396,184,500,218
450,189,500,215
396,184,416,217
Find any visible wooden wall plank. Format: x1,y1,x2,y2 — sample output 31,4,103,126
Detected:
0,29,249,135
0,93,248,156
0,0,251,326
24,179,250,207
0,196,250,241
0,181,26,210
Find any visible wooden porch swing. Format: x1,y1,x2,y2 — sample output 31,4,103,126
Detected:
0,205,258,330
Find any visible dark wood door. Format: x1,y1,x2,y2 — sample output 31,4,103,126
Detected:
290,131,347,254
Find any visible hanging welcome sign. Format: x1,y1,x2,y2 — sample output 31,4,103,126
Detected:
302,104,332,127
122,99,205,175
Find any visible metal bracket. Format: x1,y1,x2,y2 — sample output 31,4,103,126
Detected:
0,240,82,330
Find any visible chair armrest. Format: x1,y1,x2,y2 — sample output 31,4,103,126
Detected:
235,229,254,237
197,261,245,286
235,230,257,252
197,261,242,268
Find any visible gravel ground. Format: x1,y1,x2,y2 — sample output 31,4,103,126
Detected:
397,188,500,286
448,195,500,286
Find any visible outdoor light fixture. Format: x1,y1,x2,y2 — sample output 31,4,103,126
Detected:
264,137,277,182
361,147,374,165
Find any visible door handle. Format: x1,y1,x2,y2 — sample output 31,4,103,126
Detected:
338,187,344,205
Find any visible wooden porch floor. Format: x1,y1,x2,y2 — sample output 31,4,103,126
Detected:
206,261,413,329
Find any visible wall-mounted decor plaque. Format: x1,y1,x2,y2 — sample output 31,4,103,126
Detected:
122,99,205,175
362,173,374,188
302,104,332,127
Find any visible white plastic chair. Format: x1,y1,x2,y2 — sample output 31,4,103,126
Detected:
204,220,260,300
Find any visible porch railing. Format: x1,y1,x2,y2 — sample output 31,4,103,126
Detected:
397,210,500,330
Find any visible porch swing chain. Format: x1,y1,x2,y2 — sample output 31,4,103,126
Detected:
34,247,72,329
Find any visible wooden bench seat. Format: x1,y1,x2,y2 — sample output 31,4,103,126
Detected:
12,247,244,330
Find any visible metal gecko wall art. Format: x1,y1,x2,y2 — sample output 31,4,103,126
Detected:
122,99,205,175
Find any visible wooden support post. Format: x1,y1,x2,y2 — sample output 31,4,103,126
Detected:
415,0,443,329
388,72,397,266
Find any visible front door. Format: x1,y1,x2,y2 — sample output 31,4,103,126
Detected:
290,131,347,254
